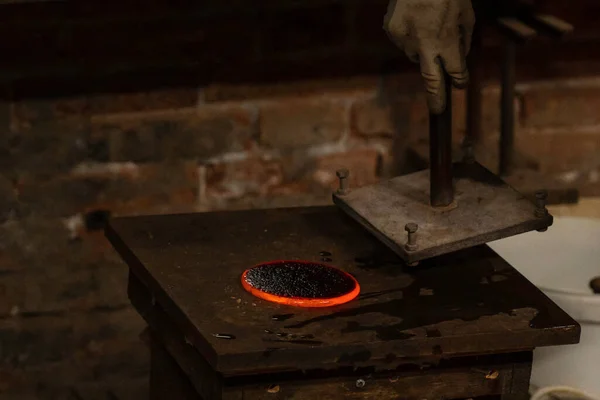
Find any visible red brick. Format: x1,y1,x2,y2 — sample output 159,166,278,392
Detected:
521,83,600,129
0,173,18,222
16,175,107,217
89,191,198,218
87,88,199,116
8,117,107,174
349,74,420,139
0,224,133,312
0,251,20,276
517,129,600,173
69,161,140,180
311,148,381,190
452,89,467,137
451,87,505,139
206,157,284,201
364,137,396,177
0,368,21,394
74,231,115,260
16,161,199,217
407,86,503,142
1,216,119,270
0,309,144,369
269,181,313,196
103,119,156,163
87,161,200,216
0,265,128,318
259,98,348,150
351,96,411,137
480,87,502,136
578,182,600,197
93,106,256,162
408,90,463,142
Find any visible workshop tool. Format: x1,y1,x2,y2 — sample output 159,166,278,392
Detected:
333,5,579,266
496,13,573,176
333,69,553,265
461,7,578,204
104,80,580,400
495,12,577,204
103,2,581,398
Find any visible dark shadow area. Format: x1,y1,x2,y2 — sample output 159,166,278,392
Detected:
0,0,598,398
0,0,599,100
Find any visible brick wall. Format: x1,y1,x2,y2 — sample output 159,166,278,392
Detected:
8,74,600,219
1,1,600,398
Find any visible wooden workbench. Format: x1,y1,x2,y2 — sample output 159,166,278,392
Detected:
106,206,580,399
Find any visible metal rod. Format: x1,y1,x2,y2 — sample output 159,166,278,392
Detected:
429,72,454,207
499,40,516,176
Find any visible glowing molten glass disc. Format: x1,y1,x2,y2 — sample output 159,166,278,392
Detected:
241,260,360,308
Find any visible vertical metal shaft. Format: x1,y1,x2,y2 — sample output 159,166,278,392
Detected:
429,73,454,207
499,41,516,176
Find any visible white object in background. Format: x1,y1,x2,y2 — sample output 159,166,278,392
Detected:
489,216,600,399
531,386,599,400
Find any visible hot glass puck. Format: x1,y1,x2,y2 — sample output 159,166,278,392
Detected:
241,260,360,307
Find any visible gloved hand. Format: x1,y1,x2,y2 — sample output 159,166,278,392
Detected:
384,0,476,114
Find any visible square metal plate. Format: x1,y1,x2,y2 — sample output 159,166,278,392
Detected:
333,161,553,264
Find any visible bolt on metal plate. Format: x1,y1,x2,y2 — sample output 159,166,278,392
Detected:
332,161,553,264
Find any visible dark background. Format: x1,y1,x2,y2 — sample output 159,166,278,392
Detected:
1,0,600,398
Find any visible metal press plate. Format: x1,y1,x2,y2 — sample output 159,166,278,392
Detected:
333,162,553,264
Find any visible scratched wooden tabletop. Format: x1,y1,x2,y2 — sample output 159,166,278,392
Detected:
106,206,580,374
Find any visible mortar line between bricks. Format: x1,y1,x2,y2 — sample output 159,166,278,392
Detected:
209,92,375,110
481,76,600,95
206,87,379,106
88,101,264,123
88,107,199,123
516,76,600,91
521,124,600,135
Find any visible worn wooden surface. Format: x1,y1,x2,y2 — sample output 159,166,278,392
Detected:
139,274,534,400
106,206,580,376
150,335,533,400
129,271,225,400
150,335,201,400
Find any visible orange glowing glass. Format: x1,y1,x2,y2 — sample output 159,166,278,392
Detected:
241,260,360,308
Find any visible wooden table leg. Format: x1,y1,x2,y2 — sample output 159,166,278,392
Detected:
501,351,533,400
150,334,202,400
